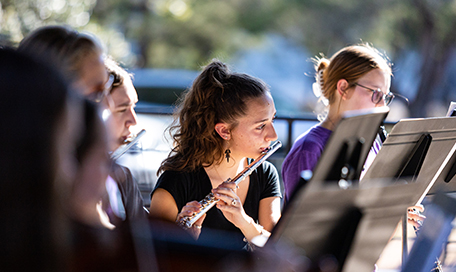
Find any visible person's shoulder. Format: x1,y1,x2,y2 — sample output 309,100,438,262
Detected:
302,125,331,141
259,160,278,172
254,160,279,183
110,162,132,182
293,126,330,149
157,168,203,184
158,170,187,181
111,162,129,172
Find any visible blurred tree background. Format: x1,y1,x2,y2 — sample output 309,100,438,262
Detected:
2,0,456,118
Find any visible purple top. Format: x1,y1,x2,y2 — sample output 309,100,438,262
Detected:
281,125,332,202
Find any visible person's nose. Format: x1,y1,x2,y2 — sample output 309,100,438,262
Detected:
265,123,278,142
126,107,138,128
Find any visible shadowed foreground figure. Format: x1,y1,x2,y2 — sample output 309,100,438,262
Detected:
0,48,75,271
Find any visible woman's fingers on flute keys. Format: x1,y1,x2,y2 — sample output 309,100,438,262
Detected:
178,201,202,219
212,187,237,205
407,206,426,230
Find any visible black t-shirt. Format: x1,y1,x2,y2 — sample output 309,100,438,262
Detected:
151,161,281,249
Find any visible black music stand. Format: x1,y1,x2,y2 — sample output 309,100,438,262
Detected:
288,107,389,202
432,102,456,193
268,178,423,272
361,117,456,194
360,116,456,269
445,101,456,117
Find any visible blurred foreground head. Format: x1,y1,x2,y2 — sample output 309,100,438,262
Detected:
0,48,77,270
17,25,109,98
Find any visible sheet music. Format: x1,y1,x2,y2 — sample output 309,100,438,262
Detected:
416,142,456,205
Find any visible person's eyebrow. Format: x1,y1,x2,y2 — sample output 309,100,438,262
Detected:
254,112,276,124
116,101,135,108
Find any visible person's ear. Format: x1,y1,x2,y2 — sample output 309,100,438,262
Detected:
215,123,231,140
337,79,352,100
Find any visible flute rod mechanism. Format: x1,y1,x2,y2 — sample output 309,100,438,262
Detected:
110,129,146,161
178,140,282,229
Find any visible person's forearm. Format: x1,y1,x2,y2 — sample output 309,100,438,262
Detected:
238,216,270,243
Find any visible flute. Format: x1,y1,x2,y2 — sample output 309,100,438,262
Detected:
110,129,146,161
178,140,282,229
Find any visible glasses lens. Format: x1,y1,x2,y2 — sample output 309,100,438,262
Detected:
105,74,114,91
91,75,115,103
86,91,103,103
384,93,395,106
372,89,383,104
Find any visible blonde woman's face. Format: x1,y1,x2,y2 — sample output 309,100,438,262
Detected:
345,69,391,111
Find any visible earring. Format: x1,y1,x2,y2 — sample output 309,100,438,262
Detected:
225,149,231,163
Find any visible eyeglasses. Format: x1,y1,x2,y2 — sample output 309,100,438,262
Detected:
353,83,395,106
88,74,115,103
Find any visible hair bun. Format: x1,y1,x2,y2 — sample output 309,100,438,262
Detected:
312,57,329,106
317,57,330,71
205,59,230,86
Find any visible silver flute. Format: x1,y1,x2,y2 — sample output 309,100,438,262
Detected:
178,140,282,229
110,129,146,161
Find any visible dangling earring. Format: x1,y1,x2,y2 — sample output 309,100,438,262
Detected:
224,136,231,163
225,149,231,163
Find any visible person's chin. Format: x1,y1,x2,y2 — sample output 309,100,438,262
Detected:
110,141,122,153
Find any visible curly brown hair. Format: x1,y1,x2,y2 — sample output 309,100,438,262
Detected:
158,59,270,174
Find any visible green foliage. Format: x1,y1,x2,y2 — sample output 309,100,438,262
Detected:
0,0,96,45
3,0,456,116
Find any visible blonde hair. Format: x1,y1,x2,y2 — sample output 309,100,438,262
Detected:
313,43,392,105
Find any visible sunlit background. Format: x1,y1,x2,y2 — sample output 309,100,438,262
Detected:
3,1,456,270
3,0,456,119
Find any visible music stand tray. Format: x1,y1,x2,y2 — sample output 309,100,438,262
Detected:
290,107,389,198
269,178,423,272
361,116,456,196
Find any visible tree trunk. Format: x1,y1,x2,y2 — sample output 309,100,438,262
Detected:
409,0,455,117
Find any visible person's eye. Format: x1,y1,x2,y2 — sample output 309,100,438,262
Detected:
257,124,266,130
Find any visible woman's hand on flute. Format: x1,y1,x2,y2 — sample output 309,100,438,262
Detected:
212,181,249,228
177,201,206,239
213,181,271,243
407,204,426,230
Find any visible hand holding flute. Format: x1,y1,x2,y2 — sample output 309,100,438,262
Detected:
212,181,269,243
176,180,269,242
175,201,207,239
176,141,281,241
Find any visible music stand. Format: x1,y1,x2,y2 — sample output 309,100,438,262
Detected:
361,117,456,195
431,102,456,193
288,107,389,201
445,101,456,117
360,116,456,268
268,178,423,272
